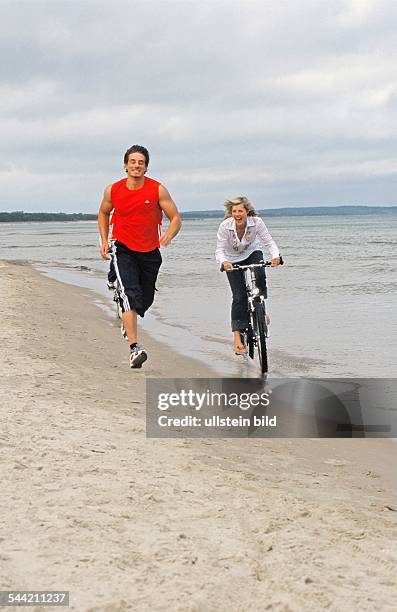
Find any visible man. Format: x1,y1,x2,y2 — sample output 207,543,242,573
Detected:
98,145,181,368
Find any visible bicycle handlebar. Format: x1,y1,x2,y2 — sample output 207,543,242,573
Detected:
230,255,284,271
232,262,271,270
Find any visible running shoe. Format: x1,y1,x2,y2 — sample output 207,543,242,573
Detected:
130,344,148,369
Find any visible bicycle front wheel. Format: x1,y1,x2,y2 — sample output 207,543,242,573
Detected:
253,301,268,374
245,325,254,359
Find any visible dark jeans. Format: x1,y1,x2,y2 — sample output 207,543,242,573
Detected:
226,250,267,331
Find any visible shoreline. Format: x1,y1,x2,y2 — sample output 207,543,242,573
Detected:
1,260,396,611
31,261,269,379
7,259,218,379
24,261,341,379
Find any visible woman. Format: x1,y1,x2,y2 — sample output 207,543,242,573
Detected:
215,196,281,354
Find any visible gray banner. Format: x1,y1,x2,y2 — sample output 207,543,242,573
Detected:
146,378,397,438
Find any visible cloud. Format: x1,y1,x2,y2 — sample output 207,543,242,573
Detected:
1,0,397,211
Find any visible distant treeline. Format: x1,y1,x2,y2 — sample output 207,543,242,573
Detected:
182,205,397,219
0,211,97,222
0,206,396,223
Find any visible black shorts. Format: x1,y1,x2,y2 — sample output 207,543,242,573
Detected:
111,241,162,317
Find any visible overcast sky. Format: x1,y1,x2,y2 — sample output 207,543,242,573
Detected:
1,0,397,212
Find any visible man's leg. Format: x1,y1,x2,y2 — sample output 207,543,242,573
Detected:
122,309,138,345
137,249,162,315
112,242,147,367
112,244,143,321
122,249,162,368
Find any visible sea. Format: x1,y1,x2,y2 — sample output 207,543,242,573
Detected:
1,214,396,378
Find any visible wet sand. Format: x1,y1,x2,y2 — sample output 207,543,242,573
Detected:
0,260,396,612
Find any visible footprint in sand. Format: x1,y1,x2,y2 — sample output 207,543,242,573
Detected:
323,459,349,466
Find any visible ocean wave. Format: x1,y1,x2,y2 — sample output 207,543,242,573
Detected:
313,281,397,295
37,262,94,272
201,335,230,345
0,243,97,250
368,240,397,245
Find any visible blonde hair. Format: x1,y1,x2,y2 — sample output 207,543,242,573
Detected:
223,196,257,219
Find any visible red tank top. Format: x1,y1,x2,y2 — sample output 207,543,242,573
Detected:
111,177,162,252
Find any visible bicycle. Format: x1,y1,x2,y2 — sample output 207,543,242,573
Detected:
230,257,283,375
107,280,128,340
106,247,129,341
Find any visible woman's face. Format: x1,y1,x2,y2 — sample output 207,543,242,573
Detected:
231,204,247,227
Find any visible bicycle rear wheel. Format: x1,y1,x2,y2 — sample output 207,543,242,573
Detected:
113,286,128,340
253,301,268,374
113,287,122,320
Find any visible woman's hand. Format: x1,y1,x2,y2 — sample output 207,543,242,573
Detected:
271,257,280,266
223,261,233,271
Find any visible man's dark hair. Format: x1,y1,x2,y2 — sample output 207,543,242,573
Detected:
124,145,150,166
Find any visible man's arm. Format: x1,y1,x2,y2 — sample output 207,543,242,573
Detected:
158,184,181,246
98,185,113,259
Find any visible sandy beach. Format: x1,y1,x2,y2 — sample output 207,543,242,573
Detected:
0,260,396,612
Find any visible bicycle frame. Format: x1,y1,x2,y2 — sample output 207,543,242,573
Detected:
241,264,266,305
109,249,128,340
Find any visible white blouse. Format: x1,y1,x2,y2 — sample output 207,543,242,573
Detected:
215,216,279,265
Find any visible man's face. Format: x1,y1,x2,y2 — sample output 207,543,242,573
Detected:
125,152,147,178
